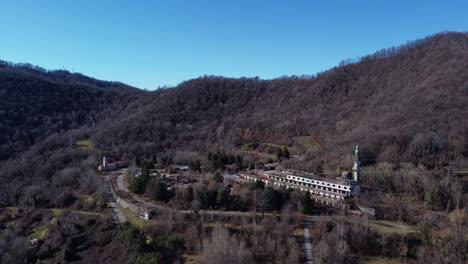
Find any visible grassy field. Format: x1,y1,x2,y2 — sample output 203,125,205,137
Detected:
293,228,305,237
348,219,416,234
262,142,287,149
119,206,151,228
242,136,317,156
340,217,416,235
369,220,416,235
30,225,49,240
290,136,317,153
181,254,201,263
51,208,63,217
364,256,402,264
76,139,95,151
240,150,276,161
293,136,316,147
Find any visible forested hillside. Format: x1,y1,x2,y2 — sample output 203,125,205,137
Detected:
93,32,468,168
1,32,467,168
0,62,146,161
0,31,467,264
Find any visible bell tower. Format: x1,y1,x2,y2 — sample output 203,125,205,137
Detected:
353,144,360,184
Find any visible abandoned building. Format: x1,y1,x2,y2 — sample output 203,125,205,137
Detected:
238,145,362,208
98,156,129,171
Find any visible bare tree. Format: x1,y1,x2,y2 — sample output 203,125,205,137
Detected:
201,226,252,264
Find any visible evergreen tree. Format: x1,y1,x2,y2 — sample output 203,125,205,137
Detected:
211,171,224,183
217,187,231,209
276,147,283,161
302,192,314,214
228,153,236,164
183,186,194,207
167,165,173,174
194,186,209,209
235,155,243,170
259,187,282,211
206,188,218,208
129,176,146,194
189,160,202,172
283,147,290,159
314,163,323,175
146,179,168,201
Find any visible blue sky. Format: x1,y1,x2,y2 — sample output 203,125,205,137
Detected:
0,0,467,89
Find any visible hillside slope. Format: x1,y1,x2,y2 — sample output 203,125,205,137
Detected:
93,32,468,167
1,32,466,167
0,63,147,160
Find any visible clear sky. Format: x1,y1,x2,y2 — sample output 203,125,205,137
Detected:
0,0,467,89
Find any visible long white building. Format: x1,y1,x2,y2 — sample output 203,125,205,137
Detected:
239,145,362,208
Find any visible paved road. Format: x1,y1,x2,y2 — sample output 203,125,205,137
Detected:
112,171,412,263
102,174,127,223
303,222,314,264
116,169,129,192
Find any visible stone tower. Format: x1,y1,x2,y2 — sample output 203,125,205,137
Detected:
352,144,360,184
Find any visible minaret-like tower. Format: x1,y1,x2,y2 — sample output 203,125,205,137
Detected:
353,145,360,184
103,156,107,167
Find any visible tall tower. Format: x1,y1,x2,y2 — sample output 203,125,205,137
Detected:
103,156,107,167
353,144,360,184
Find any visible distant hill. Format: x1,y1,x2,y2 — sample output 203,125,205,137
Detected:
0,63,146,160
93,32,468,168
1,32,467,168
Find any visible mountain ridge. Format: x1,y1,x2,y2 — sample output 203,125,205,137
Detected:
1,31,467,168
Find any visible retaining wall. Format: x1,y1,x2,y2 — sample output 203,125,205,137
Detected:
109,175,152,215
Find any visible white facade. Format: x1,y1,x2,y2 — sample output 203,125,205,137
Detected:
239,169,358,207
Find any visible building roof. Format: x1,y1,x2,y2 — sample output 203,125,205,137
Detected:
172,165,189,170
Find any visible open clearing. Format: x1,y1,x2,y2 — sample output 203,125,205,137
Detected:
76,139,95,151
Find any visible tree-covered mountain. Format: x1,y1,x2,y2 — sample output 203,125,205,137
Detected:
93,32,468,168
1,32,467,167
0,62,147,160
0,31,467,264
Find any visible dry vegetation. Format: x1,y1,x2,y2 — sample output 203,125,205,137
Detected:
0,32,467,263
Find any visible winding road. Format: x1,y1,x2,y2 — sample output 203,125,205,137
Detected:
107,169,414,263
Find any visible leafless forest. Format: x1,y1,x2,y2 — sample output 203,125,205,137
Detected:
0,32,467,263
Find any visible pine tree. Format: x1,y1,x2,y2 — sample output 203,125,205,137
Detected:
146,179,168,201
314,163,323,175
283,147,290,159
276,147,283,161
302,192,314,214
235,155,243,170
217,188,231,209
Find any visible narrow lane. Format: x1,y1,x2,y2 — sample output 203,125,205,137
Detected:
303,221,314,264
102,174,127,223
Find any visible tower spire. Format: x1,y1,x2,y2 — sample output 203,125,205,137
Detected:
353,144,360,184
